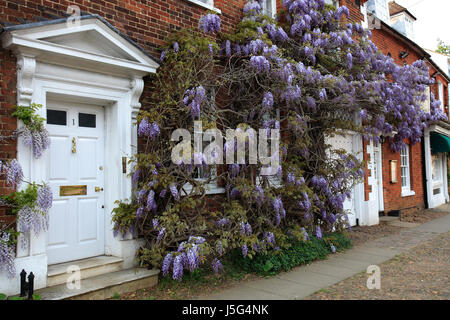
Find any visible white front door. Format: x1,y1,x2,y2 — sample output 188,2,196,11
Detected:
46,100,105,265
431,153,445,206
373,143,384,212
325,132,357,226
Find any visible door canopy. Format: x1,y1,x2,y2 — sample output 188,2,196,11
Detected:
1,14,159,77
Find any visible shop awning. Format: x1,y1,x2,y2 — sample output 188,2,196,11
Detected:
430,132,450,153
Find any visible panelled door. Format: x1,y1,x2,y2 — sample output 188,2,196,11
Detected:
325,133,357,226
46,101,105,265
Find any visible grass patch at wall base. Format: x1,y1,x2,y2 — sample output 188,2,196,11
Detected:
227,232,352,276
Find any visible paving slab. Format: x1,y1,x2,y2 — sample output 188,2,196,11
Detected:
197,212,450,300
388,221,420,228
245,277,319,299
277,267,344,287
198,284,286,300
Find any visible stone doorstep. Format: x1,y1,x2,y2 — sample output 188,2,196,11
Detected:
36,268,159,300
47,256,124,287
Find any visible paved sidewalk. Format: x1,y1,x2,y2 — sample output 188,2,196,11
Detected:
198,207,450,300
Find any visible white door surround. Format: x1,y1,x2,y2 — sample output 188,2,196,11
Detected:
373,143,384,212
424,126,449,209
325,131,365,227
0,16,158,295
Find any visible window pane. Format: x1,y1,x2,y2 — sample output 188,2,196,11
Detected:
47,109,67,126
79,113,96,128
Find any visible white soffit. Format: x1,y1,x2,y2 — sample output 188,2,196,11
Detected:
1,16,159,76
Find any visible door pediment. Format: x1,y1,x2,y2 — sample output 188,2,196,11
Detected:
1,15,159,76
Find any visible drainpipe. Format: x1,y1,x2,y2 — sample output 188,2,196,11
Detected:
422,138,429,209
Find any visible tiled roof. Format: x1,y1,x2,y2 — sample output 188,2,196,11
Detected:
388,1,416,20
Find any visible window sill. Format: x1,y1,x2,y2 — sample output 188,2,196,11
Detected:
401,190,416,197
181,183,225,196
185,0,222,14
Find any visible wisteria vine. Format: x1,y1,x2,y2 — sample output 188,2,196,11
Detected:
112,0,446,281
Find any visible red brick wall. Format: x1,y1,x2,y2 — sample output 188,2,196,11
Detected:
370,27,427,215
381,140,425,215
429,72,449,119
0,0,246,58
0,49,17,221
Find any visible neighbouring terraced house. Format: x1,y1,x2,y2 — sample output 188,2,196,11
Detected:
0,0,448,297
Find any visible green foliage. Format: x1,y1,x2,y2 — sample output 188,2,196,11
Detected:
228,232,352,276
0,293,7,300
436,39,450,56
12,103,45,130
1,183,40,216
111,200,139,237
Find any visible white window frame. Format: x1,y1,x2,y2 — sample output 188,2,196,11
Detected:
256,108,282,188
185,0,221,14
400,145,415,197
261,0,277,18
325,0,339,8
438,80,444,111
182,88,224,196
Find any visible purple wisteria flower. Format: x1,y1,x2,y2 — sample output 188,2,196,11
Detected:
330,243,336,253
199,14,221,34
162,253,173,276
346,51,353,70
152,218,159,229
250,56,270,73
262,92,274,110
138,118,160,139
173,42,179,53
170,184,180,201
160,49,167,61
212,258,223,273
156,227,166,243
0,232,16,277
183,86,206,119
36,184,53,212
242,244,248,257
216,217,230,227
243,1,262,15
172,254,184,281
5,159,23,189
208,44,214,56
315,226,322,239
136,206,144,219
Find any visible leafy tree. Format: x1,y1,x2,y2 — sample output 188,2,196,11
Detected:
436,38,450,55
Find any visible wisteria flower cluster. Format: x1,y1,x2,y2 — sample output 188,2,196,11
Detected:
13,103,50,159
199,13,221,34
0,159,53,276
112,0,446,282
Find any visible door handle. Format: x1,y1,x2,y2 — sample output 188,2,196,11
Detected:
95,187,104,192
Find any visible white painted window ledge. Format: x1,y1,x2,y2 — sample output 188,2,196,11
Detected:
181,183,225,196
401,190,416,197
185,0,222,14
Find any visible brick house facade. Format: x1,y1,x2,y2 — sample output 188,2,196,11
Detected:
0,0,446,296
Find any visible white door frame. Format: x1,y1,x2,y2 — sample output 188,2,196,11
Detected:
424,126,450,208
373,143,384,212
0,16,158,295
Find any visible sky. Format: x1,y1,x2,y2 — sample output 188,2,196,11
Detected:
394,0,450,51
